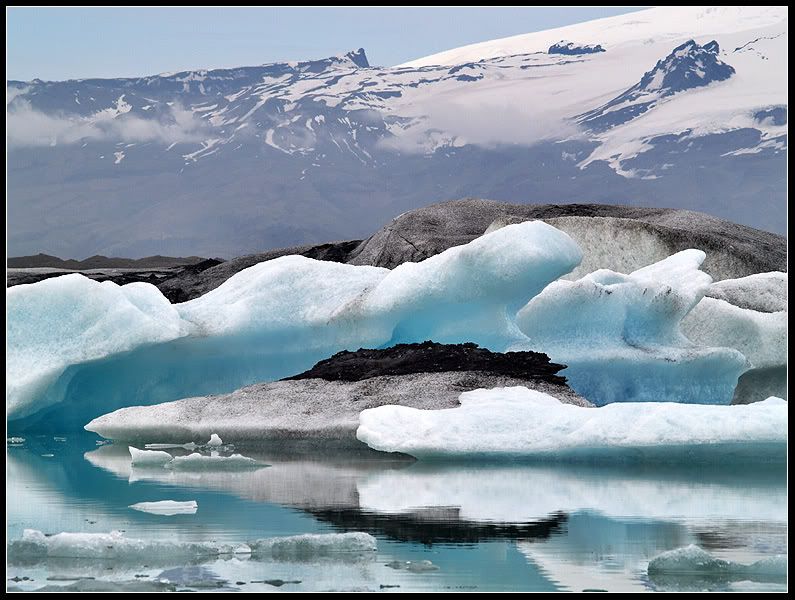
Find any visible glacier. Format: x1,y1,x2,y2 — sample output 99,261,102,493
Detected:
356,387,787,462
7,221,581,424
516,250,749,405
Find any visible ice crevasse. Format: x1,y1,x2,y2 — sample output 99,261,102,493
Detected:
7,221,582,423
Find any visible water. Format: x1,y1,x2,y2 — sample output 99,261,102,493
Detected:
7,434,787,592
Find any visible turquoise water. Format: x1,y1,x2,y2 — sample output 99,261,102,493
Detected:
7,434,788,592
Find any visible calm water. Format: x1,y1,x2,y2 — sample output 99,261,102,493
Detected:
7,434,788,592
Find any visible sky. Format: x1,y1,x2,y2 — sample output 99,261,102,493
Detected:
6,7,647,81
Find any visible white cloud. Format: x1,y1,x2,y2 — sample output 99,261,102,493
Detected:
6,100,208,148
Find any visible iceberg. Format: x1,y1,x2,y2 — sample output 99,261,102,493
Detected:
516,250,749,405
128,500,198,515
249,532,377,559
356,387,787,462
682,272,787,403
207,433,223,447
128,446,173,466
8,221,581,424
7,276,185,420
647,545,787,588
7,529,241,562
8,529,376,564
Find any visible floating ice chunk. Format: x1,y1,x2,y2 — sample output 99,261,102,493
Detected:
7,437,25,444
10,221,580,423
166,452,265,470
385,559,440,572
144,442,197,450
7,276,185,419
207,433,223,447
357,387,787,461
647,545,787,587
128,500,198,515
7,529,236,561
249,532,377,559
128,446,173,466
516,250,748,405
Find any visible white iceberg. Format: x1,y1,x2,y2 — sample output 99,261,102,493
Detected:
7,221,580,421
207,433,223,447
249,532,377,559
128,500,198,515
7,276,185,420
7,529,240,561
683,273,787,370
356,387,787,461
8,529,375,564
516,250,749,405
128,446,173,466
648,545,787,585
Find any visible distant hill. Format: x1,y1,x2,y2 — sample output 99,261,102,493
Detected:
7,253,210,269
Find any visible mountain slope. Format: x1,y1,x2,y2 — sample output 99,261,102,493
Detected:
7,7,787,258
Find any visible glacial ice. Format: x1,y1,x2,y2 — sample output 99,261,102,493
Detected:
682,281,787,370
129,446,174,466
128,446,174,466
7,529,243,561
128,500,198,515
8,529,376,564
248,532,377,559
207,433,223,447
7,276,185,420
356,387,787,461
8,221,580,423
647,545,787,586
515,250,749,405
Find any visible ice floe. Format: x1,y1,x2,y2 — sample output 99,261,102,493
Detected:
249,532,377,559
8,529,376,564
129,500,198,515
647,545,787,588
357,387,787,461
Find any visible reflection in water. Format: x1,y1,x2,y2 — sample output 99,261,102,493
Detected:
6,435,788,592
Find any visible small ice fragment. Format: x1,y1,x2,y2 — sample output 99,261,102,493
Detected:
7,437,25,444
386,559,440,572
53,436,67,442
207,433,223,447
129,446,173,466
129,500,198,515
41,454,54,458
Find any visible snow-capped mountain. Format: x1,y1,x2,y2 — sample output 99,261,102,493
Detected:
7,6,787,258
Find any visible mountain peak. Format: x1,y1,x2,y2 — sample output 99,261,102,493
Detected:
344,48,370,68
